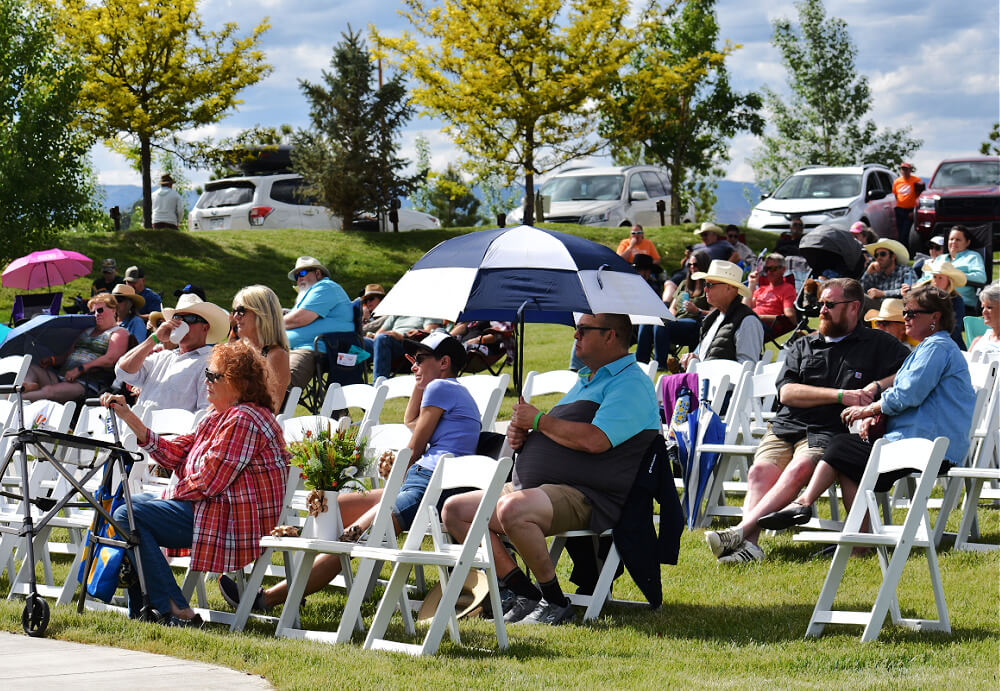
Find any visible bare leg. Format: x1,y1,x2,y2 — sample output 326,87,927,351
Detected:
23,381,85,403
443,491,513,576
739,457,817,544
495,489,556,582
793,461,840,506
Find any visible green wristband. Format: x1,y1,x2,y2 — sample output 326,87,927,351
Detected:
533,411,543,431
150,333,160,345
837,390,843,404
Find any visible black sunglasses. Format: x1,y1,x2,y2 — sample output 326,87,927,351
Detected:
764,265,782,273
818,300,854,311
204,368,225,383
902,309,934,319
89,307,107,315
574,325,610,338
413,353,435,365
875,251,892,258
233,305,252,316
294,269,312,278
174,313,208,325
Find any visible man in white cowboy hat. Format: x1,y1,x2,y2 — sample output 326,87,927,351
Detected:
692,222,740,263
283,256,354,390
151,173,184,229
861,238,916,301
115,293,230,415
681,259,764,368
863,298,910,346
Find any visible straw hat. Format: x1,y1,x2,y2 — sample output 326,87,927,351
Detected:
162,293,231,344
690,259,750,297
287,256,330,281
363,283,385,299
923,260,967,288
416,570,491,622
111,283,145,309
694,222,722,237
864,298,905,323
864,238,909,265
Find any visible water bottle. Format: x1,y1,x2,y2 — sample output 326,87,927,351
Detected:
679,291,690,304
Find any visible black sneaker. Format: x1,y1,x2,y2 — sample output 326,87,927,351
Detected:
218,574,269,613
158,612,204,628
502,595,540,623
520,598,576,626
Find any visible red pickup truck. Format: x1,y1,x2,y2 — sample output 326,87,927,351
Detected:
914,156,999,256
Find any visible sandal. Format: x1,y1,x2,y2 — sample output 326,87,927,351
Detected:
338,524,365,542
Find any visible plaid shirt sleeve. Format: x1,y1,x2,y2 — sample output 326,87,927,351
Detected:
172,410,259,501
142,430,195,472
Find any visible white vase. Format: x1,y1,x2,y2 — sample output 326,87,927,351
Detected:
307,490,342,540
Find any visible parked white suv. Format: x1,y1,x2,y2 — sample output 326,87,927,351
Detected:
747,164,894,233
188,173,440,231
505,165,686,227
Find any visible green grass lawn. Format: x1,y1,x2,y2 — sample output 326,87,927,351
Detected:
1,224,998,688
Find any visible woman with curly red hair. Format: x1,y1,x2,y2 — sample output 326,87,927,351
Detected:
101,340,289,626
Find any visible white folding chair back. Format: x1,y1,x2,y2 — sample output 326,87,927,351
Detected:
638,360,658,382
0,355,31,399
457,373,508,431
277,386,302,422
357,454,513,656
320,382,388,427
373,374,416,402
521,369,579,404
749,360,786,435
688,359,753,410
794,437,951,642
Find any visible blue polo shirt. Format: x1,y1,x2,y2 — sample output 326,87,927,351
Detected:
287,277,354,350
137,287,162,315
557,353,660,446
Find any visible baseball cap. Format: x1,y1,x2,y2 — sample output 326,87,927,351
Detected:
929,235,946,247
403,331,466,371
124,265,144,282
101,258,116,272
173,283,207,301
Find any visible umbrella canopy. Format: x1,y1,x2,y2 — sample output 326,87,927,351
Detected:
376,225,671,326
2,248,93,290
799,225,865,278
0,314,96,360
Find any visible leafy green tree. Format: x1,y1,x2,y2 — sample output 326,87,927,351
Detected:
424,165,481,228
410,134,434,213
374,0,632,225
0,0,103,262
601,0,763,224
980,123,1000,156
56,0,270,228
749,0,921,192
293,28,415,231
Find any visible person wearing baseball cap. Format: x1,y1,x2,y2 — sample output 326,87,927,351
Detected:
683,259,764,368
124,265,162,316
91,257,124,296
282,256,354,391
115,292,231,415
892,162,922,253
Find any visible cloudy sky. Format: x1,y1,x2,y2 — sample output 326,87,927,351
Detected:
92,0,1000,187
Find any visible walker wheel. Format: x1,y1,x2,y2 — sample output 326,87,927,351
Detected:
22,594,49,637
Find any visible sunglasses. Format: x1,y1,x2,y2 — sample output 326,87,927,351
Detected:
631,231,643,236
704,281,729,289
294,269,312,278
204,368,225,384
233,305,252,317
174,313,208,325
574,325,610,338
902,309,934,319
818,300,854,311
875,251,892,258
764,266,782,273
89,307,107,316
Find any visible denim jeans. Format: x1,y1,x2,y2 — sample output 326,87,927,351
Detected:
114,492,194,615
636,319,700,368
373,333,405,380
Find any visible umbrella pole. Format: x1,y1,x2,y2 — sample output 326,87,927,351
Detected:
515,301,527,398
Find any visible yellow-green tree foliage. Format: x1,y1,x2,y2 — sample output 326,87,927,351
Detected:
374,0,631,225
53,0,271,227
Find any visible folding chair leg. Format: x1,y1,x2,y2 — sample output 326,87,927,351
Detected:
805,545,852,638
932,478,963,547
862,541,914,642
364,563,415,649
231,548,273,633
955,478,996,551
276,551,316,637
583,544,619,622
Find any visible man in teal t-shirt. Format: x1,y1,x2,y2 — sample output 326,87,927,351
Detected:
283,256,354,389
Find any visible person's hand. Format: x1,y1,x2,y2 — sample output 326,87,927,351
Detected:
404,329,424,339
510,396,540,430
842,387,875,407
101,392,127,410
865,262,878,275
680,352,697,369
748,270,760,287
867,288,884,299
858,416,877,442
900,283,911,296
840,404,875,424
155,318,178,344
506,424,527,451
64,365,83,382
683,300,697,316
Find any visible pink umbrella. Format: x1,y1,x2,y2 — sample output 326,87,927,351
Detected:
2,248,93,290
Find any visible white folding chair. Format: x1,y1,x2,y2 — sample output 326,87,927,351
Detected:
320,381,388,427
356,454,513,656
0,355,31,400
276,386,302,422
457,373,508,431
373,374,416,402
521,369,579,404
638,360,658,382
794,437,951,642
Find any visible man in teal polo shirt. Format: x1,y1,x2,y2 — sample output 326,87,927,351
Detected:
283,256,354,390
443,312,661,626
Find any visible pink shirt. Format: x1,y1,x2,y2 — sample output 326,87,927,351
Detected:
752,278,796,317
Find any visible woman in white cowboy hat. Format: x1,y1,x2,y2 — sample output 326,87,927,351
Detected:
921,261,967,348
682,259,764,367
112,283,147,345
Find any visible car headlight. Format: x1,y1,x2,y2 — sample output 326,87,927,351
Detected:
579,210,611,225
918,196,938,211
823,207,850,218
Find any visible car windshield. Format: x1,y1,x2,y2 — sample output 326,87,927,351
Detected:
931,160,1000,188
772,173,861,200
197,181,254,208
540,175,624,202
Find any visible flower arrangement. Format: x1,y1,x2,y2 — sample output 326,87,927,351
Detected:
288,423,368,493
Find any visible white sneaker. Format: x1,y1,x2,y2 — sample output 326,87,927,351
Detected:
705,527,743,558
718,541,765,564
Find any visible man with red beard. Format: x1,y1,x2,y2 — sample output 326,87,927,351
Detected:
704,278,909,564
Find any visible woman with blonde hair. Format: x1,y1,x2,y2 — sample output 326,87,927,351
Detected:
922,261,967,348
231,285,290,411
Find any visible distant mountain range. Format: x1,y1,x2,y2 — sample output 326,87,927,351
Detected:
99,179,761,226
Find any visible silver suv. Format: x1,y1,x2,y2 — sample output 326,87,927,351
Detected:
188,173,440,231
506,165,686,227
747,164,894,233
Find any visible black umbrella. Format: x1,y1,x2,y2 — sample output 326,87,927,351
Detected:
799,224,865,278
0,314,96,360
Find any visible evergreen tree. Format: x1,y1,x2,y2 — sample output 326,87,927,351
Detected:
426,165,481,228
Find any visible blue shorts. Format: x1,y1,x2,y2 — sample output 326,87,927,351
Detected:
391,464,468,531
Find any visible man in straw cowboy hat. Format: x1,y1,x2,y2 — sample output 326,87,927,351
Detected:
115,293,230,415
282,256,354,390
692,222,740,263
359,283,388,336
681,259,764,368
704,278,909,564
152,173,184,229
861,238,916,301
863,298,911,347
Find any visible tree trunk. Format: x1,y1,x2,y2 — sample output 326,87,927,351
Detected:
522,127,535,226
140,136,152,229
670,161,682,225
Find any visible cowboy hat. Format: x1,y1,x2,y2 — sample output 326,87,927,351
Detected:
694,222,722,237
864,298,905,323
416,569,491,622
111,283,145,309
691,259,751,298
864,238,909,265
363,283,386,299
288,256,330,281
147,311,165,329
923,260,967,288
162,293,231,344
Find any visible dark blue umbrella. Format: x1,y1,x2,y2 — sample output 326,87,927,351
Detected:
671,379,726,528
0,314,96,360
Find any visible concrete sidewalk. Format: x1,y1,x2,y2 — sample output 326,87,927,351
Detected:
0,632,272,690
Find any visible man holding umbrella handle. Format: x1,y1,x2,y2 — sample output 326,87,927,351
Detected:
443,313,661,626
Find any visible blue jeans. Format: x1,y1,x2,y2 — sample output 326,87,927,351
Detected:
636,319,700,368
373,333,405,380
114,492,194,615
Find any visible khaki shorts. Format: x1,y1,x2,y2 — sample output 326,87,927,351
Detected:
502,483,592,535
754,430,825,470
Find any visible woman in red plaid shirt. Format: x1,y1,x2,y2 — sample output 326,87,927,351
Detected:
104,340,289,627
